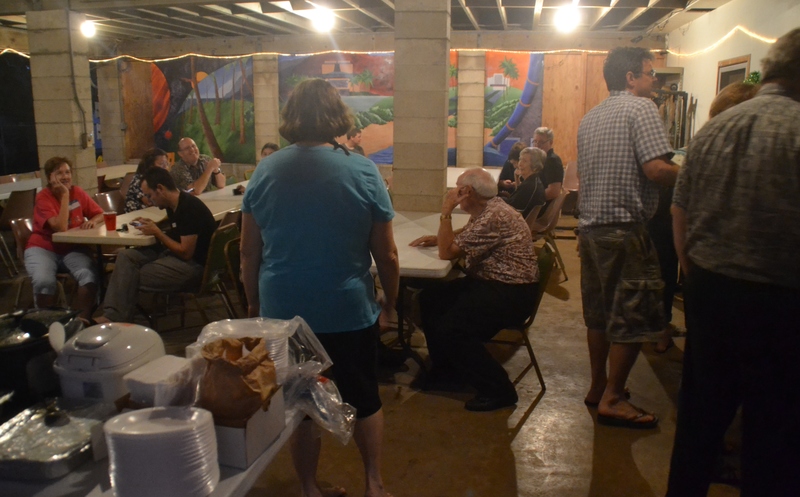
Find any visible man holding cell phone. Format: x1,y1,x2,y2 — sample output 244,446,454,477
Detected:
95,167,217,324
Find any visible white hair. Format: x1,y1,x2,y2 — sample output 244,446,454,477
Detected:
533,127,554,142
519,147,546,175
459,168,498,199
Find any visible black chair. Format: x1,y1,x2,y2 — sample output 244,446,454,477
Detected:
489,244,555,394
0,188,37,276
137,223,240,329
224,236,247,317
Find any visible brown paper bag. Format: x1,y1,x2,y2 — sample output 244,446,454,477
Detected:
197,337,279,427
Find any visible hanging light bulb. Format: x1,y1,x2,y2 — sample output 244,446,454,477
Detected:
310,7,335,33
554,1,581,34
80,20,96,38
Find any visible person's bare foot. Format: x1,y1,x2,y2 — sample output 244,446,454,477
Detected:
597,399,658,428
365,487,393,497
303,485,346,497
654,336,675,353
585,386,630,407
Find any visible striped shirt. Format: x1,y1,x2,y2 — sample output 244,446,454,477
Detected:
577,90,673,228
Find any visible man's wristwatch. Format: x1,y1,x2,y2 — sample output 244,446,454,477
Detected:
212,168,222,175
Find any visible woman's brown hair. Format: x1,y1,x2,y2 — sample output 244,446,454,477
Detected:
279,79,353,145
43,156,72,178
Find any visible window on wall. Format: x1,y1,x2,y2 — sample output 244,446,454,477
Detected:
0,53,39,174
717,55,750,94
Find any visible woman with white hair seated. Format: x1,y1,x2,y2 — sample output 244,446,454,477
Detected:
505,147,547,218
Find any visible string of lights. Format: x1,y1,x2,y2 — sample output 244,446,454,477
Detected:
0,25,777,63
667,25,776,57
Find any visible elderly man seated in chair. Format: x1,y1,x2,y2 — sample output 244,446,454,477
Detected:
410,168,539,412
95,167,217,324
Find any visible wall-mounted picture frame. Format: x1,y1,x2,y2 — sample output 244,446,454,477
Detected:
717,55,750,94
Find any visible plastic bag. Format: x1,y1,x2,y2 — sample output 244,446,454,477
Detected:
295,375,356,445
186,316,332,405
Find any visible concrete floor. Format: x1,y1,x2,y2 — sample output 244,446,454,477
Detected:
0,224,742,497
245,234,741,497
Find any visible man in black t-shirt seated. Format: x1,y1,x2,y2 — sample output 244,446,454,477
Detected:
532,127,564,213
96,167,218,323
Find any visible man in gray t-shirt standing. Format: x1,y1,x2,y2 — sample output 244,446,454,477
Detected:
577,47,678,429
666,29,800,496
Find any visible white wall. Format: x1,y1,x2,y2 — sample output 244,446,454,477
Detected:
667,0,800,130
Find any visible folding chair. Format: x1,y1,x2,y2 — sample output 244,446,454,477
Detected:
9,217,70,309
489,244,555,393
0,188,37,276
137,223,240,329
529,191,568,281
93,190,126,215
224,236,247,316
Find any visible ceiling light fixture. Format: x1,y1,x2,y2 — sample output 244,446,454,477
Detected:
80,20,96,38
554,0,580,34
309,7,335,33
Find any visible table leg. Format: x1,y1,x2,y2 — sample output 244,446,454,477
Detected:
95,244,106,303
395,279,428,375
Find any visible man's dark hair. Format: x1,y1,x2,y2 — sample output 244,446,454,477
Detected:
136,148,167,175
346,127,361,140
603,47,654,92
507,141,527,162
260,142,279,154
142,166,177,192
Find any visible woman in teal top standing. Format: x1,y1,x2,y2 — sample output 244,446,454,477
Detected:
241,78,399,497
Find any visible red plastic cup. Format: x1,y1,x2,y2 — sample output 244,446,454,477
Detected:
103,212,116,231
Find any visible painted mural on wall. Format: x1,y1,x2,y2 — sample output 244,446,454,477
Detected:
482,52,545,167
447,50,458,165
153,56,255,164
278,53,394,163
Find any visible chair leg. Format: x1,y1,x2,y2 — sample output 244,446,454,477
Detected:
544,234,568,282
216,283,237,319
13,276,28,310
0,234,17,277
522,332,546,392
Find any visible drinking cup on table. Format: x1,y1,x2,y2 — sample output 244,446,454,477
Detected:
103,212,117,231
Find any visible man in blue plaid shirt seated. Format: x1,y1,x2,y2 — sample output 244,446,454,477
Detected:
577,47,679,429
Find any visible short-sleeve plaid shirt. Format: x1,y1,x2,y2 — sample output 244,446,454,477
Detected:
170,154,214,193
673,86,800,289
577,90,673,228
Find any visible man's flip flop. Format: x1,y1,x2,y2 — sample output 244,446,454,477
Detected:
597,412,659,430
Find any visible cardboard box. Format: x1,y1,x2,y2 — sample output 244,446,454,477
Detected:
214,387,286,469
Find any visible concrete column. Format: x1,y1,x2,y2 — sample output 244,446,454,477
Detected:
253,54,280,159
455,51,486,169
27,10,96,192
392,0,451,212
96,61,125,165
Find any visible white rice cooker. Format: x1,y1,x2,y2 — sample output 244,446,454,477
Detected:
53,323,165,402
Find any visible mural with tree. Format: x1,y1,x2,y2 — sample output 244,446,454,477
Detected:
152,56,255,164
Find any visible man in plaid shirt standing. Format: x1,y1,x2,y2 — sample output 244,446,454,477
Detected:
577,47,679,429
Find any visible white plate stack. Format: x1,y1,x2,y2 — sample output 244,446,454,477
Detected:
104,407,219,497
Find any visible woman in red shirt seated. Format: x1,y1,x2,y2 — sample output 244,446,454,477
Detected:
24,157,104,322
